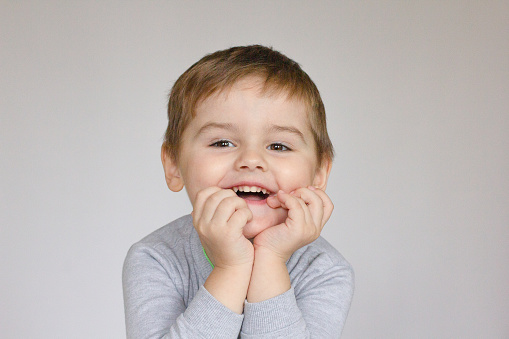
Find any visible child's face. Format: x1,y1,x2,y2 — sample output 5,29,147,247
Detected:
167,78,330,239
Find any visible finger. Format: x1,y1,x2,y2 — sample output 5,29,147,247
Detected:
292,187,324,230
266,194,282,209
227,207,253,233
213,195,250,225
199,189,237,223
308,186,334,228
276,190,306,225
290,190,314,225
193,186,223,223
299,196,315,231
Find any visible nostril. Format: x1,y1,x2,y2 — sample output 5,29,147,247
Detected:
235,150,267,171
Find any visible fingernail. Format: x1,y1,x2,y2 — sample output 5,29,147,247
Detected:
308,186,316,190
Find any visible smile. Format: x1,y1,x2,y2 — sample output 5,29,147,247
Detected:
232,186,271,201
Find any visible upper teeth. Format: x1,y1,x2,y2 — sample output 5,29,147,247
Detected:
233,186,268,194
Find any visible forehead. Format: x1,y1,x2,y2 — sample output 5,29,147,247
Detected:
196,77,310,121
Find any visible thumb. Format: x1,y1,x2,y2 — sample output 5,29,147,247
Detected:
267,190,291,209
267,194,282,209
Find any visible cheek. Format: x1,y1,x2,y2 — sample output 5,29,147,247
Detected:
181,155,231,200
276,160,316,191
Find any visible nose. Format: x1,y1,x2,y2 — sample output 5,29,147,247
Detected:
235,147,268,171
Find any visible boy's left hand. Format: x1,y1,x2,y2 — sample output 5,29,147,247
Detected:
253,186,333,262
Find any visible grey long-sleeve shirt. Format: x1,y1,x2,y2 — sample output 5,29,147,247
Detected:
122,215,354,338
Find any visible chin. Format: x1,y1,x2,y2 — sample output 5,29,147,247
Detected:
242,211,286,239
242,221,269,240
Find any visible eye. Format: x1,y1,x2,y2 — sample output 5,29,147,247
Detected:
267,143,290,152
210,140,235,148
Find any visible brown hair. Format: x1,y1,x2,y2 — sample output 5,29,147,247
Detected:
163,45,334,165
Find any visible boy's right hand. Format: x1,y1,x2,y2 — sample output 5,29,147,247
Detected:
192,187,254,269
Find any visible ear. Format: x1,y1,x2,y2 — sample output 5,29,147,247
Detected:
161,146,184,192
312,158,332,190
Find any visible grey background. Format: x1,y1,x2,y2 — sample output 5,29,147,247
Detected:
1,1,508,338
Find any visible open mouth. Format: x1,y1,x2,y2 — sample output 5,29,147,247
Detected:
233,186,271,201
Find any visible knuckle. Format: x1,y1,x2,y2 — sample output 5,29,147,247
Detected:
224,195,241,205
294,187,306,195
289,195,300,206
194,221,204,234
195,189,208,201
208,192,224,204
238,207,250,218
237,208,249,219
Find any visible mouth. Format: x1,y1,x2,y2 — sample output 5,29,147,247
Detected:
232,185,272,201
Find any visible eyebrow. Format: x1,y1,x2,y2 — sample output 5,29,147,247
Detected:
196,122,239,136
269,125,307,144
195,122,307,144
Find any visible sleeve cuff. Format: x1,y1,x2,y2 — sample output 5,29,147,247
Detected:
241,287,306,336
183,285,244,337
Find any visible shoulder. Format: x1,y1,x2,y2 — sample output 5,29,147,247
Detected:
123,214,196,270
136,214,194,249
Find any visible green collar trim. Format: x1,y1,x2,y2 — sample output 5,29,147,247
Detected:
202,247,214,268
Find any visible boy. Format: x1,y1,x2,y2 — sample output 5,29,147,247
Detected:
123,45,354,338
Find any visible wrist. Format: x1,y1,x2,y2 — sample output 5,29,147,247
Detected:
254,245,291,264
202,241,254,269
204,263,253,314
213,261,254,275
247,248,291,303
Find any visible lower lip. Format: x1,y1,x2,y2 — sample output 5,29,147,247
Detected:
242,197,268,205
239,194,276,205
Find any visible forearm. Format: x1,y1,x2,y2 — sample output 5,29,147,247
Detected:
242,249,307,338
204,264,253,314
123,243,245,338
247,247,291,303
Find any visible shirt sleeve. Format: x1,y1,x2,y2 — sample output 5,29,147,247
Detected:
122,243,244,339
240,255,354,338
